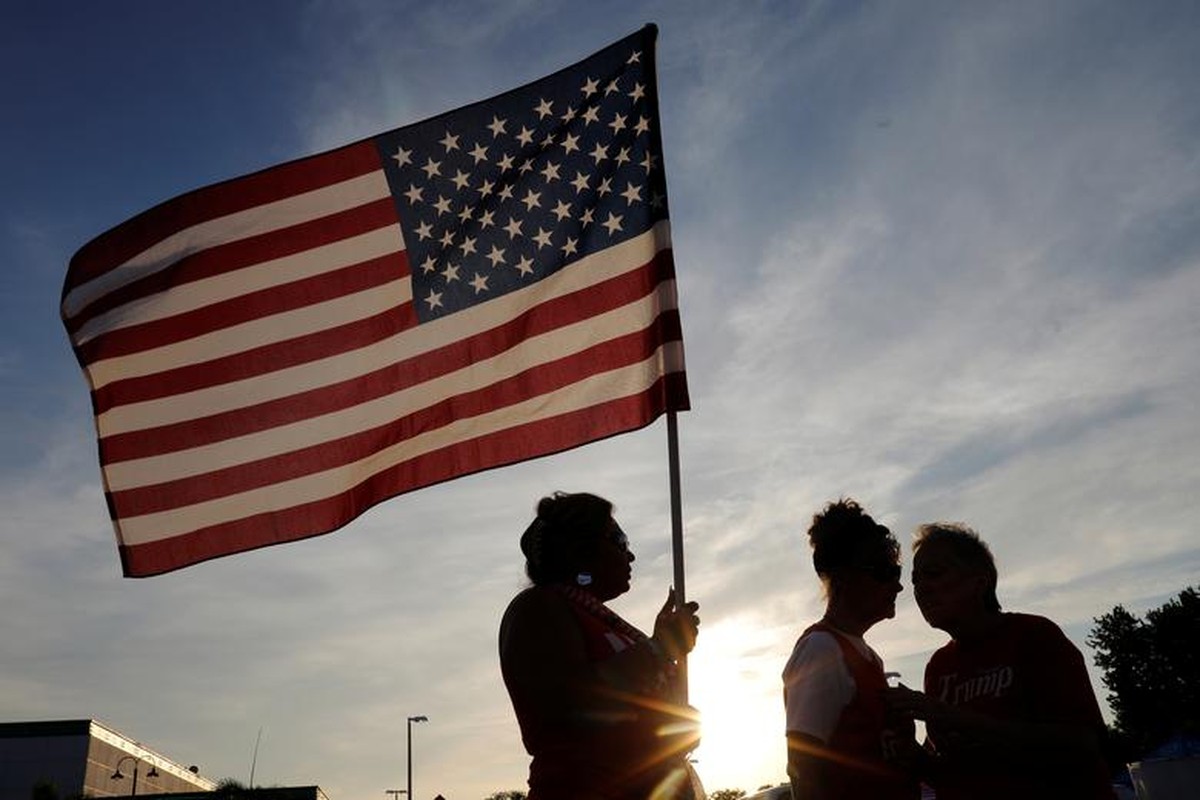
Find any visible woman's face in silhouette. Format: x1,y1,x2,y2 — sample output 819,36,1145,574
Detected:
585,518,635,601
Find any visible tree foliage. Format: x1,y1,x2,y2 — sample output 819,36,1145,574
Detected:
1088,585,1200,755
482,792,526,800
708,790,747,800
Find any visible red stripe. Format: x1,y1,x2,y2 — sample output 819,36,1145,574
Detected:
66,197,402,340
76,249,406,366
98,252,674,461
90,300,418,416
108,310,683,516
115,371,689,578
64,140,383,294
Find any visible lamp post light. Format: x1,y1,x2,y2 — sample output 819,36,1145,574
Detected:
111,756,159,797
406,715,428,800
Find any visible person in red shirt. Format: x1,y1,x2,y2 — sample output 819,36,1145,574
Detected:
782,498,920,800
498,492,702,800
887,522,1115,799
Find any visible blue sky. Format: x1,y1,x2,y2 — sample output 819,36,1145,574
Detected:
3,1,1199,797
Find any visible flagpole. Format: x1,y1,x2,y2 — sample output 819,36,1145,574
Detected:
666,410,688,698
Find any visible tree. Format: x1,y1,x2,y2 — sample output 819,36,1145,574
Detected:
1088,585,1200,757
482,791,526,800
708,790,747,800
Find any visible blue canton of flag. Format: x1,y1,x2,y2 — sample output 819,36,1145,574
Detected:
375,28,670,322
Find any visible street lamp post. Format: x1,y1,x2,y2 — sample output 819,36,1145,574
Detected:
111,756,159,798
406,715,428,800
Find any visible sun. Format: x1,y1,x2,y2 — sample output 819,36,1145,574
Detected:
684,617,791,794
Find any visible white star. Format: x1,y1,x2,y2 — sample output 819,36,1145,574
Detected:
634,116,651,135
451,169,471,191
561,132,580,154
468,142,489,164
629,82,645,102
589,142,608,164
504,217,523,239
486,244,507,267
522,189,542,211
518,158,534,175
420,254,438,274
541,133,555,149
535,98,554,119
498,184,515,201
514,255,535,276
479,209,495,229
479,179,495,197
470,273,489,294
597,177,613,197
602,211,624,235
540,161,561,182
608,113,628,135
433,195,452,216
604,78,620,96
440,131,460,152
403,184,424,204
533,227,553,249
516,126,535,147
487,115,507,137
615,146,631,166
570,172,590,193
641,151,658,174
497,153,515,172
460,236,477,256
458,204,474,224
580,207,594,226
392,146,412,167
561,106,578,124
440,230,456,248
581,76,599,97
561,237,579,257
551,199,572,222
627,51,641,65
421,157,442,179
621,182,642,205
442,262,460,282
425,290,443,310
581,106,600,125
414,221,433,241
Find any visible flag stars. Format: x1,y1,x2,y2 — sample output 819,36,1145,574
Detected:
451,169,471,190
468,142,489,164
571,172,590,193
540,161,561,182
533,227,553,249
552,199,572,221
516,126,535,147
580,207,595,227
440,230,456,248
629,82,645,102
420,254,438,274
514,255,535,276
634,116,650,135
442,262,461,282
414,221,434,241
497,153,515,172
589,142,608,164
498,184,515,201
621,182,642,205
522,189,542,211
479,179,495,197
403,184,424,204
421,157,442,179
605,78,620,96
440,131,460,152
392,146,412,168
627,50,641,65
562,237,579,258
460,236,478,256
479,209,495,229
581,76,599,97
487,115,507,137
581,106,600,125
504,217,523,239
433,195,452,216
535,98,554,119
597,177,613,197
615,146,631,166
602,211,624,235
641,151,658,173
470,273,489,294
608,113,628,135
458,204,475,224
486,244,507,267
425,290,443,310
561,106,578,124
562,132,580,154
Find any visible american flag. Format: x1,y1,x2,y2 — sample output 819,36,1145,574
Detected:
60,25,689,577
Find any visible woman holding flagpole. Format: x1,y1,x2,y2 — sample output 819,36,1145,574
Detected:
499,491,701,800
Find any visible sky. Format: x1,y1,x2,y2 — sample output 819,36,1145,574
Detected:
3,0,1199,797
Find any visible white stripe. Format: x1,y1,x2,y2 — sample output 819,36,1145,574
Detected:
84,277,413,391
95,220,673,432
102,283,677,489
114,340,685,545
73,225,406,346
63,170,393,319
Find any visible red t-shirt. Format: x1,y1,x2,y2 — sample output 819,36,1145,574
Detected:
923,613,1114,799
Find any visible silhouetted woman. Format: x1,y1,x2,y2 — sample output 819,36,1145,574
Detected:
782,498,918,800
499,492,701,800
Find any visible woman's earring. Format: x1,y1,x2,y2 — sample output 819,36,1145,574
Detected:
576,572,593,586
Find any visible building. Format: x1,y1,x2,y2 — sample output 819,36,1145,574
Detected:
0,720,218,800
